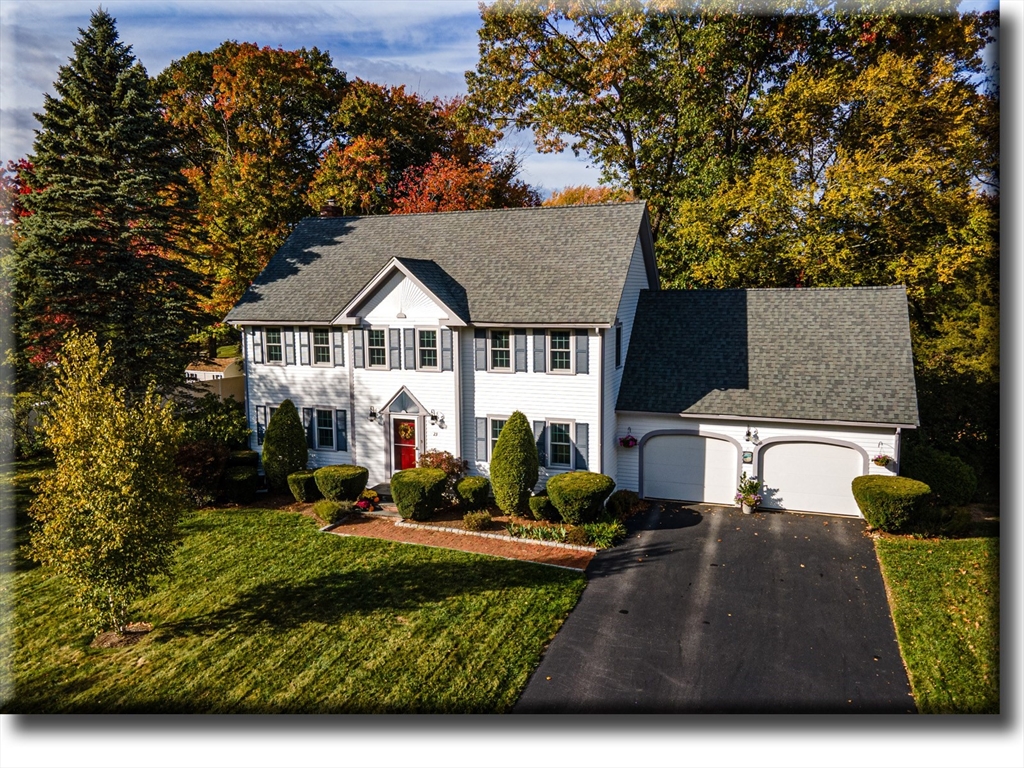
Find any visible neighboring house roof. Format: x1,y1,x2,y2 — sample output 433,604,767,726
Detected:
186,357,240,373
224,202,657,326
617,287,920,426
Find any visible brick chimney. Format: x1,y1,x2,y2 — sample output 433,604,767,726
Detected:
319,198,342,217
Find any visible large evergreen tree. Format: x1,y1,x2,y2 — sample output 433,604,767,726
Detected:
11,10,206,394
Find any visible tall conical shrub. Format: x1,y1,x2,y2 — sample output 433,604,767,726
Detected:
489,410,538,515
261,399,307,492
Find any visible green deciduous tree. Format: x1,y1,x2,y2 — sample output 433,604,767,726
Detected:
261,399,308,492
28,332,188,633
10,10,207,395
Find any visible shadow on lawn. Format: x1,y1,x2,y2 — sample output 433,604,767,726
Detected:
163,557,570,637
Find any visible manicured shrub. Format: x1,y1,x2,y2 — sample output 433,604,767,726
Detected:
223,466,258,504
227,449,259,468
546,472,615,525
528,492,559,522
565,526,589,546
852,475,932,532
581,520,627,549
287,470,322,503
418,449,468,504
462,511,492,531
605,489,647,521
314,499,355,524
390,468,447,521
900,444,978,508
457,476,491,511
175,439,231,507
314,465,369,501
261,400,307,492
489,411,538,516
178,392,250,449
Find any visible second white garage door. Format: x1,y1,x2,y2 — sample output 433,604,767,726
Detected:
643,434,737,504
758,442,864,516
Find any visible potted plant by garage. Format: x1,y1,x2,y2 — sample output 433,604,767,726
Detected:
735,472,763,515
872,453,893,467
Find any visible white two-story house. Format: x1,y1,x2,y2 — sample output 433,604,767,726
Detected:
225,202,920,517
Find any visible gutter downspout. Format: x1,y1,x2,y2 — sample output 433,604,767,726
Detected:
453,327,462,460
597,327,604,474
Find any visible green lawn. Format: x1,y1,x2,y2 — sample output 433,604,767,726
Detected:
0,462,585,713
876,531,999,714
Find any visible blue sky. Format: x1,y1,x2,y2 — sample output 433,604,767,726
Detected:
0,0,1000,196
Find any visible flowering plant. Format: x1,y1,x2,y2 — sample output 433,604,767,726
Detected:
355,488,380,511
735,472,762,508
872,454,893,467
618,434,638,448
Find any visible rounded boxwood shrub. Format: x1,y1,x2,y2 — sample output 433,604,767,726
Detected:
228,449,259,468
287,470,322,503
547,472,616,525
852,475,932,532
528,492,559,522
606,489,644,521
489,411,538,516
314,499,355,524
456,476,491,511
261,400,308,492
314,465,369,501
462,511,492,531
223,466,258,504
390,468,447,521
900,444,977,508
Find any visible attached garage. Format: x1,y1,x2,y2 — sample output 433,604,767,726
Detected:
757,441,866,517
642,433,738,504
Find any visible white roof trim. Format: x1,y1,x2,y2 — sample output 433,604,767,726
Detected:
615,409,917,430
331,257,467,327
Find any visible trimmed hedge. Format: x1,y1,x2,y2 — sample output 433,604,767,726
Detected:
606,489,644,521
390,468,447,521
852,475,932,532
528,492,559,522
261,400,308,492
456,476,491,511
287,470,322,503
489,411,539,515
227,449,259,468
314,499,355,524
547,472,615,525
901,444,978,508
175,439,230,507
462,511,492,531
314,465,369,501
223,466,258,504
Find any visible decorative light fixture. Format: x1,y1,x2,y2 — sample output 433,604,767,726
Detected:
368,406,377,422
429,410,439,425
745,426,752,441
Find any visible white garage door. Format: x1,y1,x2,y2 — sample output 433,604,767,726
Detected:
759,442,864,516
643,434,737,504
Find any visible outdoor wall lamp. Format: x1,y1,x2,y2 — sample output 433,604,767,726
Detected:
745,426,760,444
368,407,377,422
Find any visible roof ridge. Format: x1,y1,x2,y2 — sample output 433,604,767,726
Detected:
652,285,906,294
299,200,647,224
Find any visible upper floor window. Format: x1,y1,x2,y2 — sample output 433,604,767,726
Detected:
367,329,387,368
489,330,511,371
418,329,438,370
312,328,332,365
549,330,572,373
265,327,283,363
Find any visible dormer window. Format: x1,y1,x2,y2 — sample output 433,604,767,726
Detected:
489,330,511,371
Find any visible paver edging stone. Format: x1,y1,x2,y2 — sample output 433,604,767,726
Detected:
394,520,598,553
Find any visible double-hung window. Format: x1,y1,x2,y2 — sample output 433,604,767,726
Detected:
312,328,332,365
489,417,507,459
549,330,572,373
489,330,511,371
367,328,387,368
316,409,334,449
548,422,573,468
265,327,283,363
418,329,438,370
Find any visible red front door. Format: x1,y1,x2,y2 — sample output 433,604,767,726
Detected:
393,418,417,471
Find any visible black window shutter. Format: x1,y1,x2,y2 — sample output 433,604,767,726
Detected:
353,328,365,368
440,328,453,371
474,329,486,371
252,327,264,364
389,328,401,370
533,330,546,373
302,407,315,449
575,423,589,470
575,330,589,374
284,327,296,365
403,328,415,369
475,417,487,462
299,329,310,365
533,420,547,468
514,329,527,372
255,405,267,446
333,328,345,366
336,409,347,451
615,324,622,368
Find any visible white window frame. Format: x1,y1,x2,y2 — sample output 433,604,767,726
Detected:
264,326,284,365
488,329,512,372
366,327,388,369
488,415,510,460
416,327,440,371
311,327,333,366
547,330,574,374
314,408,334,450
547,419,575,470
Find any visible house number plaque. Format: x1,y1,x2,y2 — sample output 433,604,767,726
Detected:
742,451,753,464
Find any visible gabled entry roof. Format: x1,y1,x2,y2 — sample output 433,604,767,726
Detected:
617,287,920,427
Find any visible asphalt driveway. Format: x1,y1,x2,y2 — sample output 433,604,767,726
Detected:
515,503,915,713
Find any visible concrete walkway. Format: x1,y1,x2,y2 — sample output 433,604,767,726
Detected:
515,503,915,713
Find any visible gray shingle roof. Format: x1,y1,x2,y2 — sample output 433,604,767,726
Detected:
225,202,652,325
617,287,919,426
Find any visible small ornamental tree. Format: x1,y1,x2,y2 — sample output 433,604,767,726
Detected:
28,332,188,633
489,411,538,515
261,399,307,492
